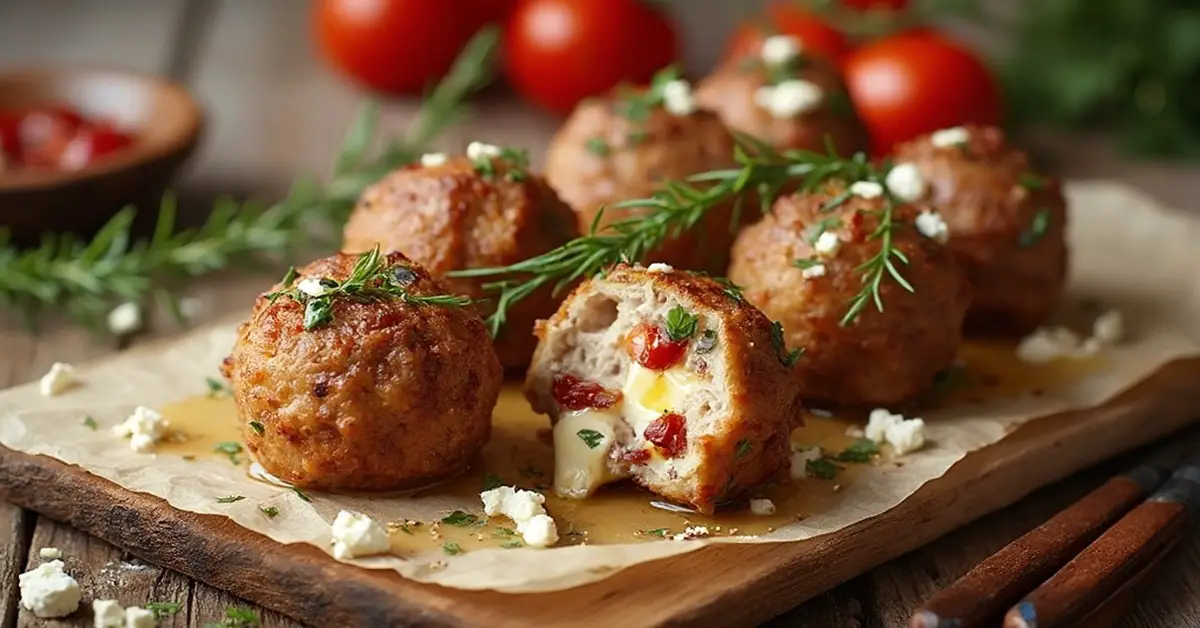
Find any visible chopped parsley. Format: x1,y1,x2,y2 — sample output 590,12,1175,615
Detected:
473,146,531,183
213,441,243,464
292,487,312,502
442,541,464,556
577,429,605,449
500,540,523,549
216,495,245,504
627,130,648,145
259,506,279,518
665,306,699,341
248,421,265,436
1019,173,1046,190
482,472,503,491
81,415,98,430
396,522,414,535
493,527,517,538
1018,208,1052,248
806,458,841,480
204,606,259,628
585,137,611,157
614,66,683,127
440,510,478,526
769,321,804,368
696,329,718,354
836,438,881,463
642,528,669,538
713,276,745,302
145,601,182,618
734,439,752,459
205,376,232,398
793,257,823,270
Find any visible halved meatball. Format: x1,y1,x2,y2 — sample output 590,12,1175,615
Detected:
342,150,579,370
525,264,805,514
728,183,971,406
891,125,1068,335
544,83,739,274
695,35,867,155
223,251,502,491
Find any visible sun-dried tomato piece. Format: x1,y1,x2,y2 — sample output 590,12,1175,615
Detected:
551,373,620,411
644,412,688,458
618,447,651,464
625,323,688,371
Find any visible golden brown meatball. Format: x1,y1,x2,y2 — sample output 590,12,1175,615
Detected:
342,152,579,370
891,125,1068,334
695,38,867,156
525,264,804,514
728,184,971,406
544,84,739,274
223,250,502,491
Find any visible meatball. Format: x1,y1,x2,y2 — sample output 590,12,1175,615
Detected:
525,264,805,514
342,151,579,370
223,250,503,491
544,83,739,274
891,125,1068,334
728,184,971,406
695,35,867,155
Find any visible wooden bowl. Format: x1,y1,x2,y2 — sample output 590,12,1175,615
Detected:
0,68,204,242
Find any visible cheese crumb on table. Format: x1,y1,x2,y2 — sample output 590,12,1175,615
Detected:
18,560,81,618
331,510,390,559
481,486,560,548
1016,310,1124,363
520,514,560,548
39,362,76,397
749,498,777,516
865,409,927,456
106,302,142,336
124,606,156,628
1092,310,1124,345
930,126,970,148
92,599,124,628
914,210,950,244
885,163,928,202
790,446,823,479
39,547,62,559
672,526,711,541
112,406,170,453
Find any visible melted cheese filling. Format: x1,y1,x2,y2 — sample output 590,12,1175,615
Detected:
552,364,704,499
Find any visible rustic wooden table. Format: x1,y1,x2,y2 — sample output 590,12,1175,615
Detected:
2,1,1199,626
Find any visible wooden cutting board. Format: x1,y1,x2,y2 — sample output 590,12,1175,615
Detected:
2,358,1198,627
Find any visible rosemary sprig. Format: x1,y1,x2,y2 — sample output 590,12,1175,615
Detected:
0,25,499,332
451,137,913,333
266,246,472,331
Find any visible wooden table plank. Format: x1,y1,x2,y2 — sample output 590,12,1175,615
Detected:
0,503,32,628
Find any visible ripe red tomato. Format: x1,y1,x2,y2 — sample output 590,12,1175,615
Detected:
724,2,849,64
468,0,518,24
58,126,133,171
0,112,20,162
504,0,679,114
313,0,482,94
843,31,1001,154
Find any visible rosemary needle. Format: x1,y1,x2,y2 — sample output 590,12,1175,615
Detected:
452,138,915,333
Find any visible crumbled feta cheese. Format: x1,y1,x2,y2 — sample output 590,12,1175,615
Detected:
646,263,674,273
761,35,802,65
39,547,61,559
930,126,970,148
39,362,75,397
93,599,124,628
419,152,448,167
848,180,884,199
481,486,559,548
662,79,697,116
1093,310,1124,345
865,408,926,455
124,606,156,628
845,426,865,438
296,277,331,298
801,263,826,279
112,406,170,453
18,560,80,618
915,210,950,244
753,80,824,119
672,526,711,541
749,498,776,516
520,514,559,548
814,231,841,256
466,141,501,160
790,446,823,479
106,302,142,336
331,510,390,559
1016,327,1083,363
885,162,927,202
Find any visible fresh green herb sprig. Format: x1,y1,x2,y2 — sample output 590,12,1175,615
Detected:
451,137,913,335
145,601,183,619
265,246,471,330
614,65,686,124
0,25,499,332
204,606,259,628
471,145,531,182
664,306,699,341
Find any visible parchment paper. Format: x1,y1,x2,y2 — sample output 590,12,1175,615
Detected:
3,181,1199,594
